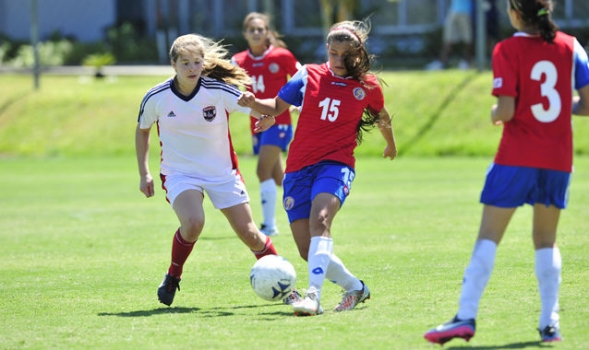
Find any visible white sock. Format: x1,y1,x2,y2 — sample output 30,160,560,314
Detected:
259,179,277,228
307,236,333,301
325,253,363,292
457,239,497,320
535,247,561,329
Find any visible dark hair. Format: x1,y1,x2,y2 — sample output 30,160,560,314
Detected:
509,0,558,43
242,12,287,49
327,20,384,144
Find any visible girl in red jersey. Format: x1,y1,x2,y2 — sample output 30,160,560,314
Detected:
231,13,301,237
424,0,589,345
135,34,301,307
239,20,398,316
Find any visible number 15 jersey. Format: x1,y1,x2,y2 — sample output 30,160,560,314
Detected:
492,31,589,172
278,63,384,173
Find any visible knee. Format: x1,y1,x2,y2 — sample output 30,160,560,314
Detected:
310,214,329,232
181,218,204,241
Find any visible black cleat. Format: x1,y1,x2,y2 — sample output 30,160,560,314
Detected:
157,274,181,306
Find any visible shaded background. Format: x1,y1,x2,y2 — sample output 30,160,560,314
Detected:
1,0,588,70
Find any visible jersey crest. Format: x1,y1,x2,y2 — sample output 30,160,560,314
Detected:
203,106,216,122
353,87,366,100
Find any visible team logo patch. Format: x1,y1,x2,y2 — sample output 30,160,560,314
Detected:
203,106,216,122
269,63,279,73
353,87,366,100
283,196,295,210
493,77,503,89
343,185,349,196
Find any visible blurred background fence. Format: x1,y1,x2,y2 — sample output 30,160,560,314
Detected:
1,0,588,70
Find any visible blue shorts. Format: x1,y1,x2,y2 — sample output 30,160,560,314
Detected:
252,124,293,155
282,161,355,223
480,163,571,209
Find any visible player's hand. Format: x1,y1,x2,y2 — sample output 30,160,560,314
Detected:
139,174,155,198
238,92,256,107
254,115,275,133
383,144,397,160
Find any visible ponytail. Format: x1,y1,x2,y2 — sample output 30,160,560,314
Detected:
510,0,558,43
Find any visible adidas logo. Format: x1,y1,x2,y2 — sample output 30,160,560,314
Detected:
167,111,176,117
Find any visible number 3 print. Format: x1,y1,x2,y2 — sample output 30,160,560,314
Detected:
531,60,561,123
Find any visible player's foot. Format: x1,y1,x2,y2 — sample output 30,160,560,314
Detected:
260,224,278,237
283,289,302,305
424,316,476,345
293,292,323,316
538,325,561,342
157,273,181,306
334,280,371,312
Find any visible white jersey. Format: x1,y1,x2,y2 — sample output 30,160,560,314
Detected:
138,76,251,181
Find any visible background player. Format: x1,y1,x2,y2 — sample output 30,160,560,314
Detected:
231,12,301,237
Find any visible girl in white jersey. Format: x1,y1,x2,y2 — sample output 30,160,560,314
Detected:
135,34,300,307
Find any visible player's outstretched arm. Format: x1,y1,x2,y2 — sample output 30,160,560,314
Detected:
239,92,290,117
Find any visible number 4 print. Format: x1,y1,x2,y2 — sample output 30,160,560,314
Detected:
251,75,265,94
319,97,341,122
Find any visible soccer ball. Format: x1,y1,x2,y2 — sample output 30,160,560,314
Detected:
250,255,297,302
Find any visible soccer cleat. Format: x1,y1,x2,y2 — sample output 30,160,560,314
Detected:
283,289,302,305
423,316,476,345
333,280,371,312
157,274,181,306
538,325,561,342
293,292,324,316
260,224,279,237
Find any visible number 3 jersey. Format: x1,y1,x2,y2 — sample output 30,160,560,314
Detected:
492,31,589,172
278,63,385,173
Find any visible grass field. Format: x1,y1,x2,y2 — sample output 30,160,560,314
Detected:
1,156,588,349
2,71,589,158
1,72,589,349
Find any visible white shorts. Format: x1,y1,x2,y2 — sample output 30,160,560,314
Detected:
161,171,250,209
443,12,472,44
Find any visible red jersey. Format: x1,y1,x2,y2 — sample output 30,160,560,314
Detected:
231,46,300,128
278,63,385,173
491,31,578,172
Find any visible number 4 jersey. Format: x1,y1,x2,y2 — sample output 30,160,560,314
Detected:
492,31,589,172
231,46,300,127
278,63,385,173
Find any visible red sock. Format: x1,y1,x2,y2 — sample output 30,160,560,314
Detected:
253,236,278,260
167,229,195,278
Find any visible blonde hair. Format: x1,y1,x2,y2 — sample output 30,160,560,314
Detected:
169,34,250,87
